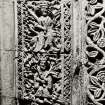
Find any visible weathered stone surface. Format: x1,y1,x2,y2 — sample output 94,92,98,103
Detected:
0,1,16,105
0,50,16,105
0,1,15,51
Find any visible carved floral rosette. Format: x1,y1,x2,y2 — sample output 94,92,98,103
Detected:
16,0,73,105
84,0,105,105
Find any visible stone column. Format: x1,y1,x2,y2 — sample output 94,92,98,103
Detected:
72,0,86,105
0,0,16,105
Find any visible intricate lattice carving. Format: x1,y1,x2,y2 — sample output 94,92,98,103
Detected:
17,0,73,105
84,0,105,104
63,1,73,105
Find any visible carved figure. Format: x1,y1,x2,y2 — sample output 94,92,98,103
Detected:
27,2,55,53
17,0,72,105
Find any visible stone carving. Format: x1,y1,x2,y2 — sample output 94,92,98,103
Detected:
63,1,73,104
22,0,62,54
23,53,63,104
84,0,105,104
17,0,73,105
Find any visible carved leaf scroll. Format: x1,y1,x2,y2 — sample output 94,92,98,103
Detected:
84,0,105,104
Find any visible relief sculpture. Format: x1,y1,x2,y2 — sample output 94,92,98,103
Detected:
17,0,73,105
2,0,105,104
84,0,105,104
23,0,62,54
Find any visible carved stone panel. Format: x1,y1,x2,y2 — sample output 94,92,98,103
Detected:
16,0,73,105
83,0,105,105
1,0,105,105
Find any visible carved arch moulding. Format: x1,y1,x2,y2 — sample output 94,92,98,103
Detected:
16,0,73,105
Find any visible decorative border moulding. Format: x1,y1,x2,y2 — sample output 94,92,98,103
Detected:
83,0,105,105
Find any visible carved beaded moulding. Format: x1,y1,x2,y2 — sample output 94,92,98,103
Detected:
16,0,73,105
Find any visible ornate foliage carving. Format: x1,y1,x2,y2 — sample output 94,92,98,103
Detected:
84,0,105,104
17,0,73,105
